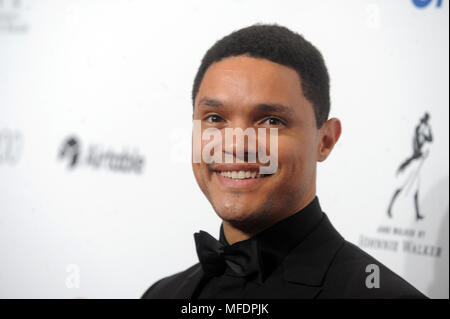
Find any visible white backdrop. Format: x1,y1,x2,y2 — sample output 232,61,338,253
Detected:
0,0,448,298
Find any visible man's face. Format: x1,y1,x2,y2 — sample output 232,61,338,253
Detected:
192,55,320,232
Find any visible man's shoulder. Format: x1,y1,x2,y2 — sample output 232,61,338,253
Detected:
141,263,201,299
320,240,427,298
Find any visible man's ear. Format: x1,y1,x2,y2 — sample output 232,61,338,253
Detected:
316,118,342,162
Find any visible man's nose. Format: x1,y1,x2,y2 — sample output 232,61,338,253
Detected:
222,122,258,163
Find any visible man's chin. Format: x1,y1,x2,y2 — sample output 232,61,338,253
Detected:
213,203,271,233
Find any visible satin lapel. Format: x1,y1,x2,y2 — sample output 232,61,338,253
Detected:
172,264,206,298
281,213,345,299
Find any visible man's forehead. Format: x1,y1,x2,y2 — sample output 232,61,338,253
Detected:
198,57,304,103
204,56,301,82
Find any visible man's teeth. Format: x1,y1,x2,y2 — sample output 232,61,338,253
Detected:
218,171,264,179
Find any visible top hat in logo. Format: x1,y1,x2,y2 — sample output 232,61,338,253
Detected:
59,136,81,169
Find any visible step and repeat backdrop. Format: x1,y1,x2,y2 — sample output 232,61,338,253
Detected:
0,0,448,298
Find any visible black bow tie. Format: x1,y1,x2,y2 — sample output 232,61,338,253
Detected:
194,230,260,278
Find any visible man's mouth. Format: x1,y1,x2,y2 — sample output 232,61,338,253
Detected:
216,170,272,180
209,164,275,186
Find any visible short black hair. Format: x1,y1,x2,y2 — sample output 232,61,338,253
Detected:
192,23,330,128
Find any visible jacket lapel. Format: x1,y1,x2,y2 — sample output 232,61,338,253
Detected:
281,213,345,298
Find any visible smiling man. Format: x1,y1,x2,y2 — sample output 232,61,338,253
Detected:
142,24,425,299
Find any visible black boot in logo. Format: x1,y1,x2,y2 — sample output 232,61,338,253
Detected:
387,112,433,220
59,136,81,169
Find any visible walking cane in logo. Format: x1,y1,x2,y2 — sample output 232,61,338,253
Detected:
387,112,433,220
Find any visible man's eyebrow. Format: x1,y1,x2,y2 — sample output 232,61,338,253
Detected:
197,97,223,108
197,98,294,115
257,103,294,116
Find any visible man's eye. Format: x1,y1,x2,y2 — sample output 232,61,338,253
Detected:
263,117,284,126
206,115,224,123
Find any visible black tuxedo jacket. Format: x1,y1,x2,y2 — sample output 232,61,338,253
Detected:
142,214,426,299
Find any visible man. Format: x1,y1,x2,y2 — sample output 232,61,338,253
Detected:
142,24,426,299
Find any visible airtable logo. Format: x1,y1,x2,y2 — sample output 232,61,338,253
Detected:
59,136,81,168
58,135,145,174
